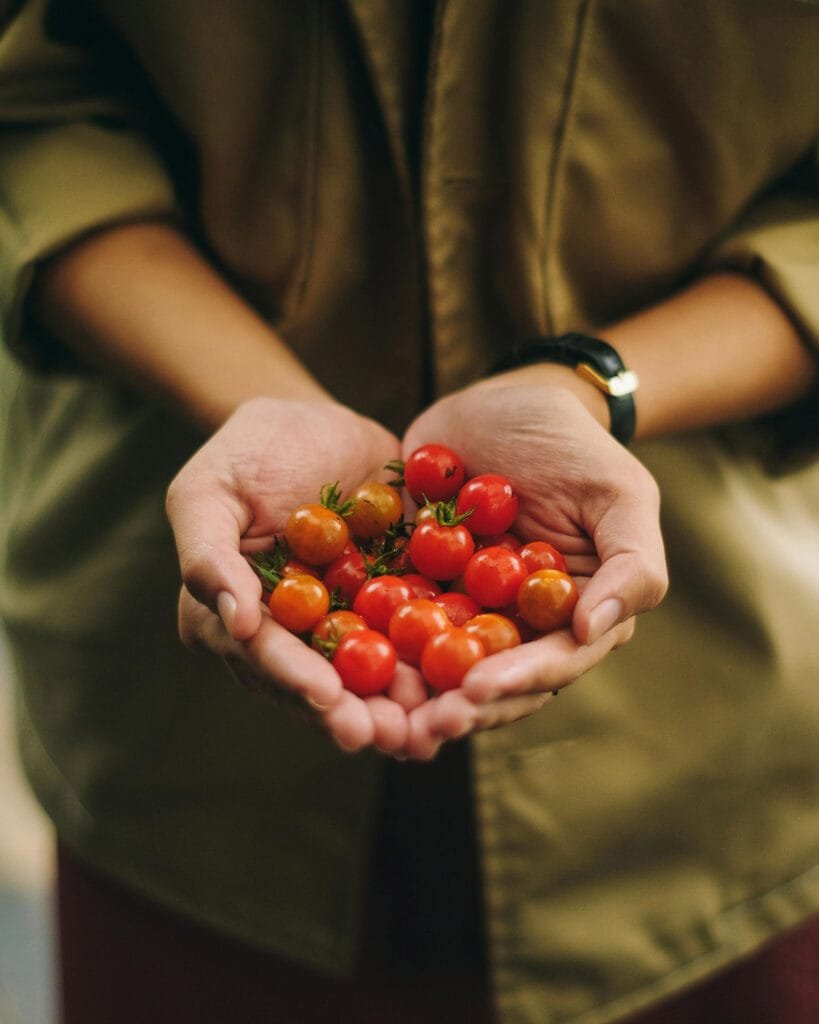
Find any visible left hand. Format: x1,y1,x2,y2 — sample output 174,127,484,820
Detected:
398,370,668,758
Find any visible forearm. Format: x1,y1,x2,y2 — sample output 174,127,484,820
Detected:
29,220,330,432
488,273,818,442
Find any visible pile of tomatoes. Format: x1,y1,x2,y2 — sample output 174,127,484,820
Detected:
251,444,578,696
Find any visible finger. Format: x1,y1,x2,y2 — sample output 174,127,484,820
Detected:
366,696,410,753
388,661,428,711
179,587,343,709
430,687,557,739
321,692,376,752
461,618,636,702
574,485,668,645
403,701,446,761
166,474,263,641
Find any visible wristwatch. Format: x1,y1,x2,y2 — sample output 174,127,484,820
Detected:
491,333,639,445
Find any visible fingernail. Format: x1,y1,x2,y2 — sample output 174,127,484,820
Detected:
587,598,623,645
216,591,237,634
306,695,331,713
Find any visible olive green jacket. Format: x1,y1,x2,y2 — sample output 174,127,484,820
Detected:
2,3,819,1022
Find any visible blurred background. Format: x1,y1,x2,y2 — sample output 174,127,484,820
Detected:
0,633,56,1024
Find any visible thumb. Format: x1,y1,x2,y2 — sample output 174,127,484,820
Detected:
573,490,668,646
166,480,263,641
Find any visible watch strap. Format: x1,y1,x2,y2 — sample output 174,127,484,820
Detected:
492,333,638,445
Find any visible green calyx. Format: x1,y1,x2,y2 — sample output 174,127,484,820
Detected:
428,496,474,528
384,459,406,488
320,481,356,518
250,537,290,589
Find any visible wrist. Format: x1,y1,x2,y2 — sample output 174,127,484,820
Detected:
489,334,638,444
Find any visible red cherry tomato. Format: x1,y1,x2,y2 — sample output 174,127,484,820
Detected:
421,627,485,691
268,574,330,633
353,575,416,634
455,474,518,536
402,573,443,600
475,532,520,551
285,503,349,565
518,540,568,575
346,481,404,540
464,546,528,608
464,613,522,655
408,520,475,581
311,610,368,654
332,629,397,696
404,444,466,504
388,598,451,666
516,569,579,633
323,547,369,605
433,591,481,627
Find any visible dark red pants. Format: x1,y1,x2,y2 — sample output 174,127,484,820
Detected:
57,842,819,1024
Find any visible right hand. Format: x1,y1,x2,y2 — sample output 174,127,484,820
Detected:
166,396,416,753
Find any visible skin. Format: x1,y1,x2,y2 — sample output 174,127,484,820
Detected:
31,221,818,759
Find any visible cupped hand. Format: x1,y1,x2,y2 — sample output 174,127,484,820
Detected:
399,373,668,756
166,396,411,752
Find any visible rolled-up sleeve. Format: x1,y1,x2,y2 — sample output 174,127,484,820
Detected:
705,159,819,471
0,0,177,369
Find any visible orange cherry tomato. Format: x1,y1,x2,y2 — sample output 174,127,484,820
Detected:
285,504,349,566
346,481,404,540
388,598,451,666
311,610,368,654
464,613,521,655
516,569,578,633
268,574,330,633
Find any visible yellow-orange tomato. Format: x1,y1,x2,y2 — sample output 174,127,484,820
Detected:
388,598,451,666
311,610,368,653
346,481,403,539
464,613,521,655
268,574,330,633
516,569,578,633
285,504,349,565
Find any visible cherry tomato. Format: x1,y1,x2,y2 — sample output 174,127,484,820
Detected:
516,569,579,633
311,610,368,654
404,444,466,504
414,503,438,526
518,540,568,575
464,546,528,608
376,533,413,575
285,503,349,565
333,629,397,696
268,574,330,633
408,520,475,581
353,575,416,634
464,613,522,655
476,532,520,551
421,627,485,691
346,481,404,540
455,474,518,536
433,591,481,627
388,598,451,666
402,573,443,600
323,547,369,605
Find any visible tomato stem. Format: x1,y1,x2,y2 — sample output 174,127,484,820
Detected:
384,459,405,487
430,497,474,528
249,538,290,589
320,481,356,518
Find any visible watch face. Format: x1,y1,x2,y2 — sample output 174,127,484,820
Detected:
608,369,639,397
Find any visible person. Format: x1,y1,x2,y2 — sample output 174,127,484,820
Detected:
1,2,818,1022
